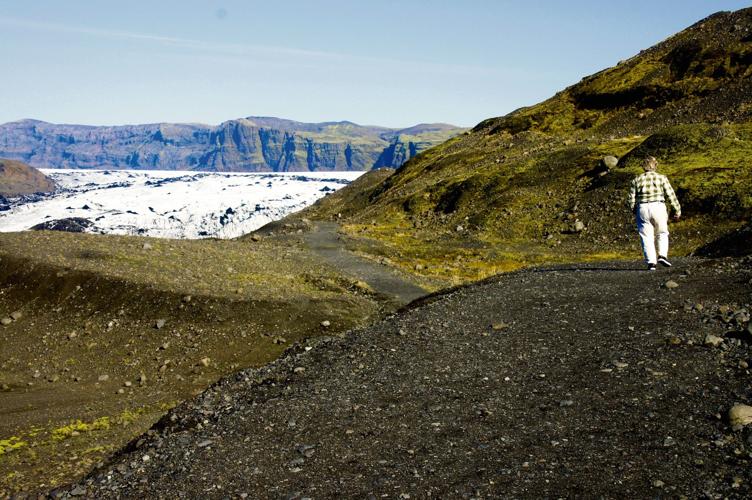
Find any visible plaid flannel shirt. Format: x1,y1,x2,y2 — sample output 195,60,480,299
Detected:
628,171,681,216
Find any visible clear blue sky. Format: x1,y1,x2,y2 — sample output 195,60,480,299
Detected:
0,0,748,128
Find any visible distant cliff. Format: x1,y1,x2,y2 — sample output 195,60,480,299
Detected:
0,117,464,172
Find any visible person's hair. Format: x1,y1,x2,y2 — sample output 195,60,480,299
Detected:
642,156,658,172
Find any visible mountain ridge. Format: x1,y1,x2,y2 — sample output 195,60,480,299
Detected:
0,117,465,172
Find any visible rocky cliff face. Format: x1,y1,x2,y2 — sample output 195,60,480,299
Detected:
0,117,464,172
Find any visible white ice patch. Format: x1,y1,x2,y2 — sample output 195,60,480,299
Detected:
0,169,363,239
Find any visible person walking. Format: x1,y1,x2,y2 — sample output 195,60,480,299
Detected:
628,156,681,271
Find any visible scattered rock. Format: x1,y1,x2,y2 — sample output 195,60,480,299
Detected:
182,295,192,303
321,320,331,328
728,404,752,428
155,319,166,329
198,357,211,367
704,334,724,347
197,440,213,448
664,280,679,289
10,311,22,320
142,242,153,250
69,485,87,497
97,374,109,382
491,322,509,331
0,317,11,326
572,220,585,233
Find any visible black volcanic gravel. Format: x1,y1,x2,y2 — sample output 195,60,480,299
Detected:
60,258,752,498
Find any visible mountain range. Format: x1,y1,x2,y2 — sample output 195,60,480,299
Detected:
0,117,464,172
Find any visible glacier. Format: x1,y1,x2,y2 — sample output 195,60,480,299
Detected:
0,169,362,239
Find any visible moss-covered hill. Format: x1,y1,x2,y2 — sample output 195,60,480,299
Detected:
286,7,752,287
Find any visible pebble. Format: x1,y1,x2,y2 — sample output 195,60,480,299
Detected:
559,400,574,407
602,155,618,169
664,280,679,289
729,404,752,428
613,361,628,369
142,243,153,250
491,322,509,331
69,485,87,496
197,440,213,448
704,334,724,347
98,374,109,382
321,320,331,328
0,317,11,326
653,480,665,488
10,311,22,320
155,319,166,329
198,357,211,367
182,295,192,303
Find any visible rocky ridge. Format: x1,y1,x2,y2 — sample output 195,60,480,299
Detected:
0,118,464,172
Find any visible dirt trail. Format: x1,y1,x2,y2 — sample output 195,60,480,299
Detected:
62,257,752,498
300,221,427,305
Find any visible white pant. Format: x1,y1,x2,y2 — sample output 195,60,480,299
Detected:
636,202,669,265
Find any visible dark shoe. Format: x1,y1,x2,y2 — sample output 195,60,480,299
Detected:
647,264,656,271
658,256,672,267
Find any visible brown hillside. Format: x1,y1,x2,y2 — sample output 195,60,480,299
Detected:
0,158,56,197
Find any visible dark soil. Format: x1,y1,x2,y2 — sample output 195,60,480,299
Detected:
60,257,752,498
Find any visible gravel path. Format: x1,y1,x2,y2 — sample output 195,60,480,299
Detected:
301,221,427,305
60,258,752,498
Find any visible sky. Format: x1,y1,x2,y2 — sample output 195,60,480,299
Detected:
0,0,749,128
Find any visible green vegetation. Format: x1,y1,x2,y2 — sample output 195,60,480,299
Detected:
0,438,26,456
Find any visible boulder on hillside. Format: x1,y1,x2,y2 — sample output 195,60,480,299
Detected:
0,158,56,197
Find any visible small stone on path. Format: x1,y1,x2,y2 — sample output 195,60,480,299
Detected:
704,334,724,347
664,280,679,289
729,404,752,428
